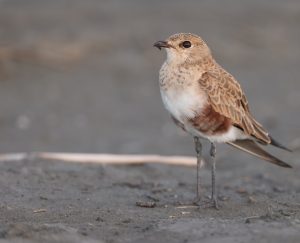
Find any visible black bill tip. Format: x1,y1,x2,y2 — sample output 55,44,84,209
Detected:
153,41,171,50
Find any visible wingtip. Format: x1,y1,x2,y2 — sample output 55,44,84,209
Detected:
228,139,293,169
277,160,292,168
269,135,293,152
264,156,292,169
283,161,293,168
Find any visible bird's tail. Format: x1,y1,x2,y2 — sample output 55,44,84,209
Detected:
227,139,292,168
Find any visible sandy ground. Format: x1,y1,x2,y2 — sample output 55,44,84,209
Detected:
0,0,300,242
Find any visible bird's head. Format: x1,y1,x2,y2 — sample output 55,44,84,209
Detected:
154,33,211,65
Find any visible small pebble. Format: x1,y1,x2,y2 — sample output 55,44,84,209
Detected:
236,188,248,194
136,201,156,208
248,196,257,203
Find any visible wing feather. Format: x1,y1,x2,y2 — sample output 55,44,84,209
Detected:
199,68,270,144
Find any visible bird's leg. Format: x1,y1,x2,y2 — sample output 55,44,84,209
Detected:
193,136,202,204
210,142,219,209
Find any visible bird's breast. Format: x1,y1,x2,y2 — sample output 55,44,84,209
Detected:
159,63,207,123
160,85,207,123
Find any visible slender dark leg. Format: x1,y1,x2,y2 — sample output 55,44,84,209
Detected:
210,142,219,209
193,137,202,203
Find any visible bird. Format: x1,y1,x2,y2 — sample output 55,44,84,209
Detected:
153,33,292,209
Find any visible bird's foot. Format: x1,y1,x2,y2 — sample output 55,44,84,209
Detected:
174,196,201,207
196,197,219,210
177,196,219,210
192,195,202,206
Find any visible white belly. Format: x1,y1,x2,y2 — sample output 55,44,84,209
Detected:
160,87,207,123
186,125,249,143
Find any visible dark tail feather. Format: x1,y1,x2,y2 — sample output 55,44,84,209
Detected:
269,135,293,152
227,139,292,168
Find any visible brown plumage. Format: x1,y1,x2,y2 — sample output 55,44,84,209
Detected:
189,104,231,135
199,69,271,144
154,33,292,208
155,33,292,168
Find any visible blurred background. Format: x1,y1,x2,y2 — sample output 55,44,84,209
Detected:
0,0,299,157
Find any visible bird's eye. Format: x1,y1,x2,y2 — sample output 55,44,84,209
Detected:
180,41,192,48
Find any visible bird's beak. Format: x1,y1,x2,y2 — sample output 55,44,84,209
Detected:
153,41,172,50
